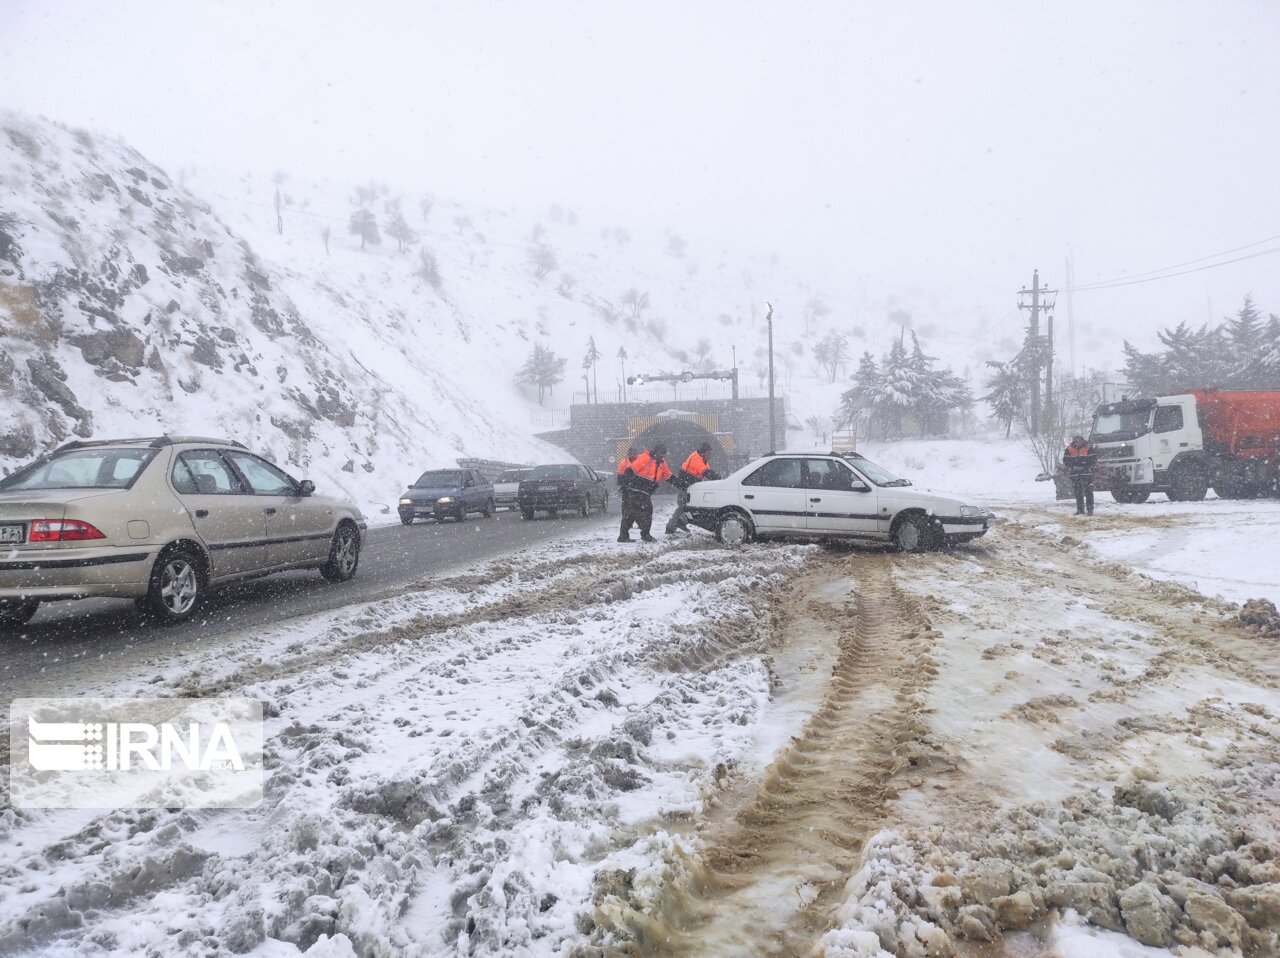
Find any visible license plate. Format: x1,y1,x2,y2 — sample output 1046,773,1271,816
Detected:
0,524,25,544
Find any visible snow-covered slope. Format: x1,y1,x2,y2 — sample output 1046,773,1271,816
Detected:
2,110,1001,515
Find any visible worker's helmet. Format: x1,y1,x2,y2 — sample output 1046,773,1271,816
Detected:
697,442,713,455
625,446,637,458
1072,435,1085,444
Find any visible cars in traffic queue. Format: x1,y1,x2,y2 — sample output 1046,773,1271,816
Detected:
683,451,993,549
0,436,366,627
398,468,495,523
517,464,610,519
492,468,531,511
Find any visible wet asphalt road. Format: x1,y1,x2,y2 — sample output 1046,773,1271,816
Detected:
1,509,613,699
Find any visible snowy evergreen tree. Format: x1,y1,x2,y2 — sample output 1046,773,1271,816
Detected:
386,207,418,253
983,360,1025,438
581,336,601,403
835,351,880,438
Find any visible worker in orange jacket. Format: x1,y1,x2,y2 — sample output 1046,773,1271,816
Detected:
619,444,672,542
666,443,720,535
616,447,639,489
1063,435,1097,515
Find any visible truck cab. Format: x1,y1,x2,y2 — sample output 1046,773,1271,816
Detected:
1090,394,1206,502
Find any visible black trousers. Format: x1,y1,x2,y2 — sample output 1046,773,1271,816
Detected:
665,488,691,533
619,491,654,538
1071,477,1094,514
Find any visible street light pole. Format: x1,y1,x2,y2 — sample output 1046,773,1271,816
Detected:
766,302,776,452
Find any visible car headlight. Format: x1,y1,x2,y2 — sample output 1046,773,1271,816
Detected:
959,504,989,517
437,497,454,504
399,498,412,506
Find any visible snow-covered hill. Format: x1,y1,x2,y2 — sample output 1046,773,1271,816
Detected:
1,110,1005,513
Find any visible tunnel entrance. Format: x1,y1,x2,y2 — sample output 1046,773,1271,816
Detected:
631,416,730,481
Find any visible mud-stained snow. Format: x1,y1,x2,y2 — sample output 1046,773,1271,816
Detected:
0,530,812,955
3,448,1280,958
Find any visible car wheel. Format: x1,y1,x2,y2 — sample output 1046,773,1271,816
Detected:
143,546,206,623
716,511,753,546
600,493,610,514
455,503,467,522
321,523,361,582
893,514,937,553
484,499,495,518
521,508,535,520
0,600,40,629
548,508,558,518
400,515,414,526
578,496,589,518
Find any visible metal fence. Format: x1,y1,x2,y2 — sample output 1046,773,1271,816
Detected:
573,384,774,405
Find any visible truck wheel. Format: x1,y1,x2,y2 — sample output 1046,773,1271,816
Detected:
0,601,40,629
521,507,535,520
1111,489,1150,504
578,497,589,518
1168,464,1208,502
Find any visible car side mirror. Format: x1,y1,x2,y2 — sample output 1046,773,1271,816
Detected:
299,479,315,497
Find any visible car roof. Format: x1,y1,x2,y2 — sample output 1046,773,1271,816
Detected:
54,436,248,453
757,450,863,459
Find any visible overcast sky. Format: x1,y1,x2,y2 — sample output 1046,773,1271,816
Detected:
4,0,1278,362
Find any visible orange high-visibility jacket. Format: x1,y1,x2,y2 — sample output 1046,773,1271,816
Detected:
629,451,672,483
616,454,638,475
681,450,711,478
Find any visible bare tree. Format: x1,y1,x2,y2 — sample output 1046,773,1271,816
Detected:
386,207,418,253
454,215,473,234
320,225,331,255
805,414,832,445
813,331,849,382
273,188,284,235
803,295,831,333
419,194,435,223
582,335,601,403
529,244,557,280
417,248,442,290
557,274,576,299
665,233,687,258
621,287,650,318
529,222,546,242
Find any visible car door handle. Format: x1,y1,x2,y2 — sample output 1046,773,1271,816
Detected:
195,509,209,519
744,494,755,500
263,507,277,516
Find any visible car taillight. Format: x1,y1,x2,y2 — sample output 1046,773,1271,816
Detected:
29,520,107,542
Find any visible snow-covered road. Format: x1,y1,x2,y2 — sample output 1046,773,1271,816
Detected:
2,492,1278,958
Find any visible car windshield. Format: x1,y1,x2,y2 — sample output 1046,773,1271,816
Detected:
496,469,528,482
528,465,579,479
0,448,158,491
415,470,464,487
1092,409,1152,441
842,454,911,487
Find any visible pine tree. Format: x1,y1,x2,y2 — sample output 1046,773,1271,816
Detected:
836,352,880,438
983,361,1025,438
581,336,601,403
1227,295,1264,386
874,337,919,438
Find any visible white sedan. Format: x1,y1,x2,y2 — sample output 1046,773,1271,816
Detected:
683,452,993,550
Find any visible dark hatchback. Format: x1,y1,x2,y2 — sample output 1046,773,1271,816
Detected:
398,468,495,524
517,464,610,519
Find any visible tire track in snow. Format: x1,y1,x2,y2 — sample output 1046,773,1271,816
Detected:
602,557,940,957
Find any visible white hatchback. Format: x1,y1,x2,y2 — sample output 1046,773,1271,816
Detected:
683,452,993,550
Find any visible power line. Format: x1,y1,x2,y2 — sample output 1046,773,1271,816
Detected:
1063,233,1280,292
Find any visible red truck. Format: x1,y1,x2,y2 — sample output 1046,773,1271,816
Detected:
1089,389,1280,502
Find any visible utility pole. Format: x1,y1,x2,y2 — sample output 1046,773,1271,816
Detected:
766,302,776,452
1018,270,1058,434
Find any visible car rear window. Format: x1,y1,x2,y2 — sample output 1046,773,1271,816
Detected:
415,470,464,487
528,465,580,480
0,448,158,491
